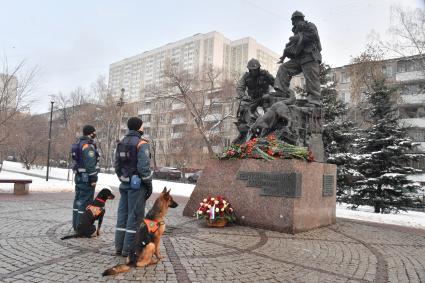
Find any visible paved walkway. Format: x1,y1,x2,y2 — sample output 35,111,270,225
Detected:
0,192,424,283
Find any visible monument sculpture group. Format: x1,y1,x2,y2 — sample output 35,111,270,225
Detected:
184,11,336,233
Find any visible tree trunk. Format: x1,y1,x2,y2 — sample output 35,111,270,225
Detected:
375,184,382,213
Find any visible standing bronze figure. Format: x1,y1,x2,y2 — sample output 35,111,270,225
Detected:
275,11,322,107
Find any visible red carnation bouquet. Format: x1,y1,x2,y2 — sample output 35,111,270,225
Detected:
196,196,236,223
219,133,314,162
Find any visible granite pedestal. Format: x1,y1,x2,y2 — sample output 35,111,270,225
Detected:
183,159,336,233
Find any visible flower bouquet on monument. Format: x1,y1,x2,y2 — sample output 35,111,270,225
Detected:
219,133,314,161
196,196,236,227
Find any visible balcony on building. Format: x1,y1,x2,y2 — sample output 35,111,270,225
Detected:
171,117,187,125
171,132,183,139
138,108,151,115
172,102,185,110
204,113,222,122
396,71,425,82
400,118,425,131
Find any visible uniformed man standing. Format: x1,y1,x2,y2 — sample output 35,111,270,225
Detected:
71,125,100,231
234,58,275,143
114,117,152,257
275,11,322,107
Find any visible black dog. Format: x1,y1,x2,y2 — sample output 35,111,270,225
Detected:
61,188,115,240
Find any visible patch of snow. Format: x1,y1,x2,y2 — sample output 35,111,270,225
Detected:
0,172,76,193
0,161,195,197
407,173,425,183
380,173,404,178
336,203,425,229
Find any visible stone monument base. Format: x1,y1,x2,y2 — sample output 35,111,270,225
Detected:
183,159,336,234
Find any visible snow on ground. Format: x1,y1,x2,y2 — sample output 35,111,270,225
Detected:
336,203,425,229
1,161,424,229
0,171,75,193
0,161,195,197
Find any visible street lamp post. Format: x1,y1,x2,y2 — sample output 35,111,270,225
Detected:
46,101,54,181
116,88,125,142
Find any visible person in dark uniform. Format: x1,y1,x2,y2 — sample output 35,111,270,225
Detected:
71,125,100,231
114,117,152,257
234,58,275,143
275,11,322,107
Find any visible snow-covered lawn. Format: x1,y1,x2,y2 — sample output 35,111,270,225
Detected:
0,171,75,193
1,161,424,229
336,203,425,229
0,161,195,196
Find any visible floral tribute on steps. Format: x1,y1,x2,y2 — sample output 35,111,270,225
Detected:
219,133,314,161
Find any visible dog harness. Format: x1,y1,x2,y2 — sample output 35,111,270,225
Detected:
137,219,164,249
86,204,103,218
144,219,164,233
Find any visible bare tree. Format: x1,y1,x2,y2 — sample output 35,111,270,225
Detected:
11,114,47,169
88,76,120,170
348,44,386,96
379,6,425,63
163,62,235,157
347,45,386,126
0,56,37,144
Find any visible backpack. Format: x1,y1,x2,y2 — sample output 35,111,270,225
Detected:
71,139,94,172
116,135,140,178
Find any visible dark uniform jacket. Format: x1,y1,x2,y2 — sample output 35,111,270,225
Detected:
78,136,99,183
114,130,152,188
291,21,322,64
236,70,275,100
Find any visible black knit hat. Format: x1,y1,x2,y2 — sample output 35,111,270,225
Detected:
82,125,96,135
127,117,143,131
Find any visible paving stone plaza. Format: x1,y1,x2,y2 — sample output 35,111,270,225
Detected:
0,192,424,283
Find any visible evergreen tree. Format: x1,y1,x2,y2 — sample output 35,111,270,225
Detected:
342,79,423,213
320,63,359,197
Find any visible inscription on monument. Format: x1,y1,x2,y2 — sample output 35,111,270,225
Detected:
322,174,334,197
236,171,302,198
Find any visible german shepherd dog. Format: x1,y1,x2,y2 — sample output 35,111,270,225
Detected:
102,187,178,276
61,188,115,240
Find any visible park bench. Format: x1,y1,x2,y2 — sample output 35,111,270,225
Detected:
0,179,32,195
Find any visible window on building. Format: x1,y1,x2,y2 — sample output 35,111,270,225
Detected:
401,84,420,95
397,60,417,73
140,114,151,122
381,65,392,77
340,72,350,83
340,92,347,103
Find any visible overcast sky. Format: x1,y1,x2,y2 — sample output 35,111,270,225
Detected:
1,0,424,113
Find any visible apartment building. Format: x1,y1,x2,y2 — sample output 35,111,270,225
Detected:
330,55,425,170
0,73,18,108
137,89,237,168
108,31,279,102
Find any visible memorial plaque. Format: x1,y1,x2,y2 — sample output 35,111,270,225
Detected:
322,174,334,197
236,171,302,197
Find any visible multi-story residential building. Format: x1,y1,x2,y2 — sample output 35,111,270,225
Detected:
0,73,18,108
137,89,237,168
329,55,425,170
108,31,279,102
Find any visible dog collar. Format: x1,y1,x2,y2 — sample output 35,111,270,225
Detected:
95,197,105,203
